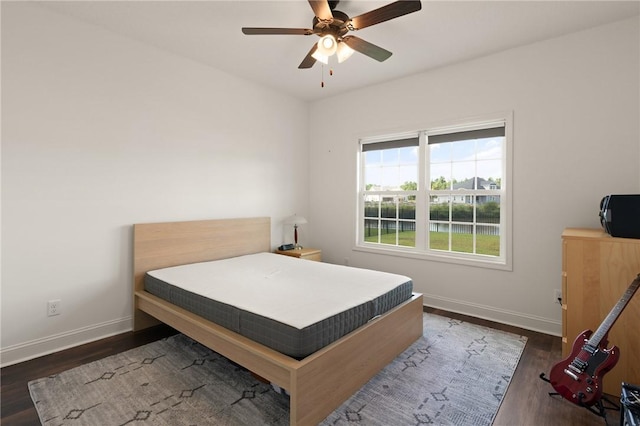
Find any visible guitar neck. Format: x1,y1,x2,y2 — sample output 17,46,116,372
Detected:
588,274,640,348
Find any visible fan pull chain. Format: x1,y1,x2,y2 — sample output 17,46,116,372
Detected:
320,65,334,88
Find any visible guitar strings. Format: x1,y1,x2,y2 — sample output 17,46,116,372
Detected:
621,389,639,406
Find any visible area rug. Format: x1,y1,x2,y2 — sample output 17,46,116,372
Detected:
29,313,527,425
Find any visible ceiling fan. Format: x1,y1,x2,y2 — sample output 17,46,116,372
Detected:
241,0,422,69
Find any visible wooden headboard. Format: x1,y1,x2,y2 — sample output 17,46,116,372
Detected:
133,217,271,329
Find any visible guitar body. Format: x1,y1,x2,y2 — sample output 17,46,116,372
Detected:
542,275,638,412
549,329,620,407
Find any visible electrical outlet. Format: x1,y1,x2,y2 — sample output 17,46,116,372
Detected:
47,299,61,316
554,289,562,305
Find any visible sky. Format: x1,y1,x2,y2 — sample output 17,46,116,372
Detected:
365,136,504,190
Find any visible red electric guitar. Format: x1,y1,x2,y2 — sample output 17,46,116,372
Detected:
547,274,640,408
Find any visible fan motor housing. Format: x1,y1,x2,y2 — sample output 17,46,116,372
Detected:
313,10,350,38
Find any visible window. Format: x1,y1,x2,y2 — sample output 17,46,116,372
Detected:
357,115,512,269
362,137,419,248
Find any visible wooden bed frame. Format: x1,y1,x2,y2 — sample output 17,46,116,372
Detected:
133,217,423,425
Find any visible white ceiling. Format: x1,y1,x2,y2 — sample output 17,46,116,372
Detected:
36,1,640,102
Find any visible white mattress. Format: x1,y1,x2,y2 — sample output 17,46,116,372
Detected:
147,252,411,330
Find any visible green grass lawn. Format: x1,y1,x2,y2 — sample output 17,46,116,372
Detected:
365,230,500,256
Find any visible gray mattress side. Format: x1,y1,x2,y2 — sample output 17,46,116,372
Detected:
144,273,413,358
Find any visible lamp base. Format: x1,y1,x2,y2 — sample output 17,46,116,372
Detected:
294,225,302,250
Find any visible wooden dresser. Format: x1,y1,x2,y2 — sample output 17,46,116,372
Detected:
561,228,640,395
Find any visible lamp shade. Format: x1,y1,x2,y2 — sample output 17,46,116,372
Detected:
284,214,307,226
336,42,354,63
311,50,329,65
316,35,337,56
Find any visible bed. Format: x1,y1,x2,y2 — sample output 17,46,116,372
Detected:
133,217,423,425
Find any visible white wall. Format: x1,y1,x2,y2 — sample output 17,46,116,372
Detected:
1,4,309,365
2,5,638,367
308,17,640,335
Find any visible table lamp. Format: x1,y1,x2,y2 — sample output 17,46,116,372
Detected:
284,214,307,249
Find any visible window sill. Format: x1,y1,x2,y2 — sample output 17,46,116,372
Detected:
352,244,512,271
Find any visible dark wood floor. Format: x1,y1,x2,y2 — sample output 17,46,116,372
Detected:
1,310,621,426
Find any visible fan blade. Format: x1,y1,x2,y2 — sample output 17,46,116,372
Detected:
298,44,318,69
342,35,392,62
308,0,333,20
242,27,313,35
349,1,421,30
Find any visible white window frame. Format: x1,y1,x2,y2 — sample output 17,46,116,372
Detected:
355,112,513,271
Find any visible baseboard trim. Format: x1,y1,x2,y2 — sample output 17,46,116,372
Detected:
0,317,132,367
1,298,561,367
423,293,562,337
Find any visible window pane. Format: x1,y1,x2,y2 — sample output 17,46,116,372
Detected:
452,203,473,223
381,148,399,163
451,139,476,161
477,137,503,160
364,195,380,218
476,224,500,256
381,200,396,218
399,199,416,247
379,220,396,244
365,150,382,165
364,151,381,189
477,196,500,224
429,142,451,163
365,146,418,190
363,218,379,243
430,164,451,190
429,222,449,251
398,221,416,247
451,162,475,187
429,196,449,250
399,200,416,220
429,197,450,221
451,224,474,253
477,160,502,185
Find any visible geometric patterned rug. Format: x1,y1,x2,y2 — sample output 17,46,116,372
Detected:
29,313,527,425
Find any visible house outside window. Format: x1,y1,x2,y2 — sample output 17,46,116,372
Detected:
357,113,512,270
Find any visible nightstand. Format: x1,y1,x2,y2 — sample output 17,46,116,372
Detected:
275,248,322,262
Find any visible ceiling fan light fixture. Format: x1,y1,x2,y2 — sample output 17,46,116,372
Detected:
336,42,355,63
316,35,337,56
311,50,329,64
242,1,424,70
